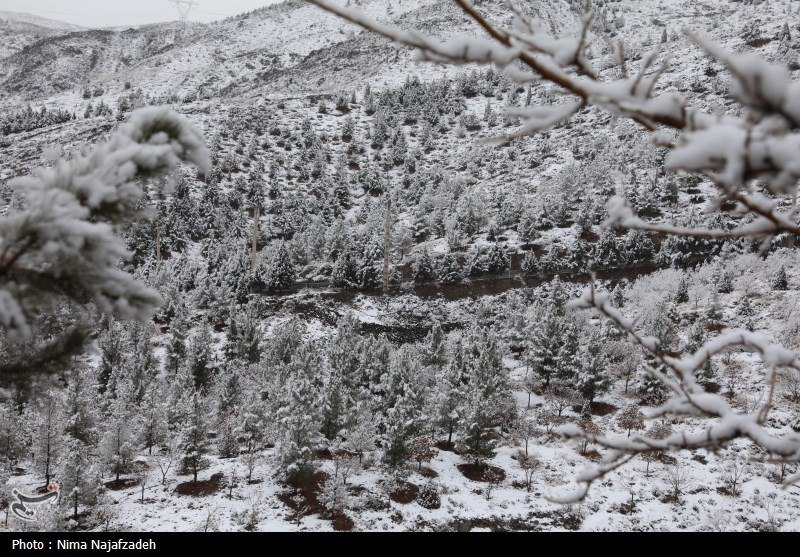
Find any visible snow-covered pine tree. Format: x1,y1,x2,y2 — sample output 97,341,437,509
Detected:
437,252,463,284
772,266,788,291
100,387,136,483
674,275,690,304
267,242,296,293
412,248,436,282
432,347,467,445
27,391,64,488
179,392,211,485
575,335,611,404
59,436,101,521
275,345,321,485
187,323,214,391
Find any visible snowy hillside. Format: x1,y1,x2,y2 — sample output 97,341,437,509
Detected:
1,0,800,534
0,11,84,60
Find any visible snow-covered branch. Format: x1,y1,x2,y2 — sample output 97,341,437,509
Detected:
306,0,800,239
560,285,800,499
0,107,210,346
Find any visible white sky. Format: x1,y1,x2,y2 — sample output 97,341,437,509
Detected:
0,0,284,28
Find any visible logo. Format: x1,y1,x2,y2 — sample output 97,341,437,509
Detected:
11,484,60,521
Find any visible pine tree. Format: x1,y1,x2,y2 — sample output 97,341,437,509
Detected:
458,391,496,464
611,282,626,307
437,252,463,284
224,307,261,364
266,243,296,292
28,391,64,488
331,248,359,290
575,336,611,403
187,324,214,391
59,437,101,521
674,275,689,304
180,392,211,485
526,311,565,388
0,405,24,473
413,248,436,282
64,367,98,446
432,355,466,445
715,267,734,294
164,312,188,375
101,391,136,483
423,322,447,368
138,377,169,455
97,322,124,394
593,228,623,268
771,266,788,291
320,367,351,442
381,347,427,469
217,419,239,458
522,250,539,275
707,291,723,323
484,243,509,274
275,348,321,485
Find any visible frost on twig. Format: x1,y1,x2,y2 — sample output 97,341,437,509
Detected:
0,107,210,358
555,284,800,499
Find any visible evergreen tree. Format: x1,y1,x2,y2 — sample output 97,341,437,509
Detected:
266,243,296,292
458,390,496,464
380,346,427,469
64,367,98,446
771,266,788,291
484,243,509,274
437,252,463,284
275,349,321,485
164,312,189,376
674,275,689,304
432,355,466,445
187,324,214,391
180,392,211,485
100,391,136,483
138,377,169,455
59,437,101,521
575,336,611,403
28,391,64,487
522,250,539,275
413,248,436,282
611,282,626,307
715,267,734,294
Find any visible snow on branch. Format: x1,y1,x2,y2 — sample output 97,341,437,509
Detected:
559,284,800,500
306,0,800,239
0,107,210,345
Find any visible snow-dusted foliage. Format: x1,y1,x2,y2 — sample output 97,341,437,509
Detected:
307,0,800,502
0,107,209,363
